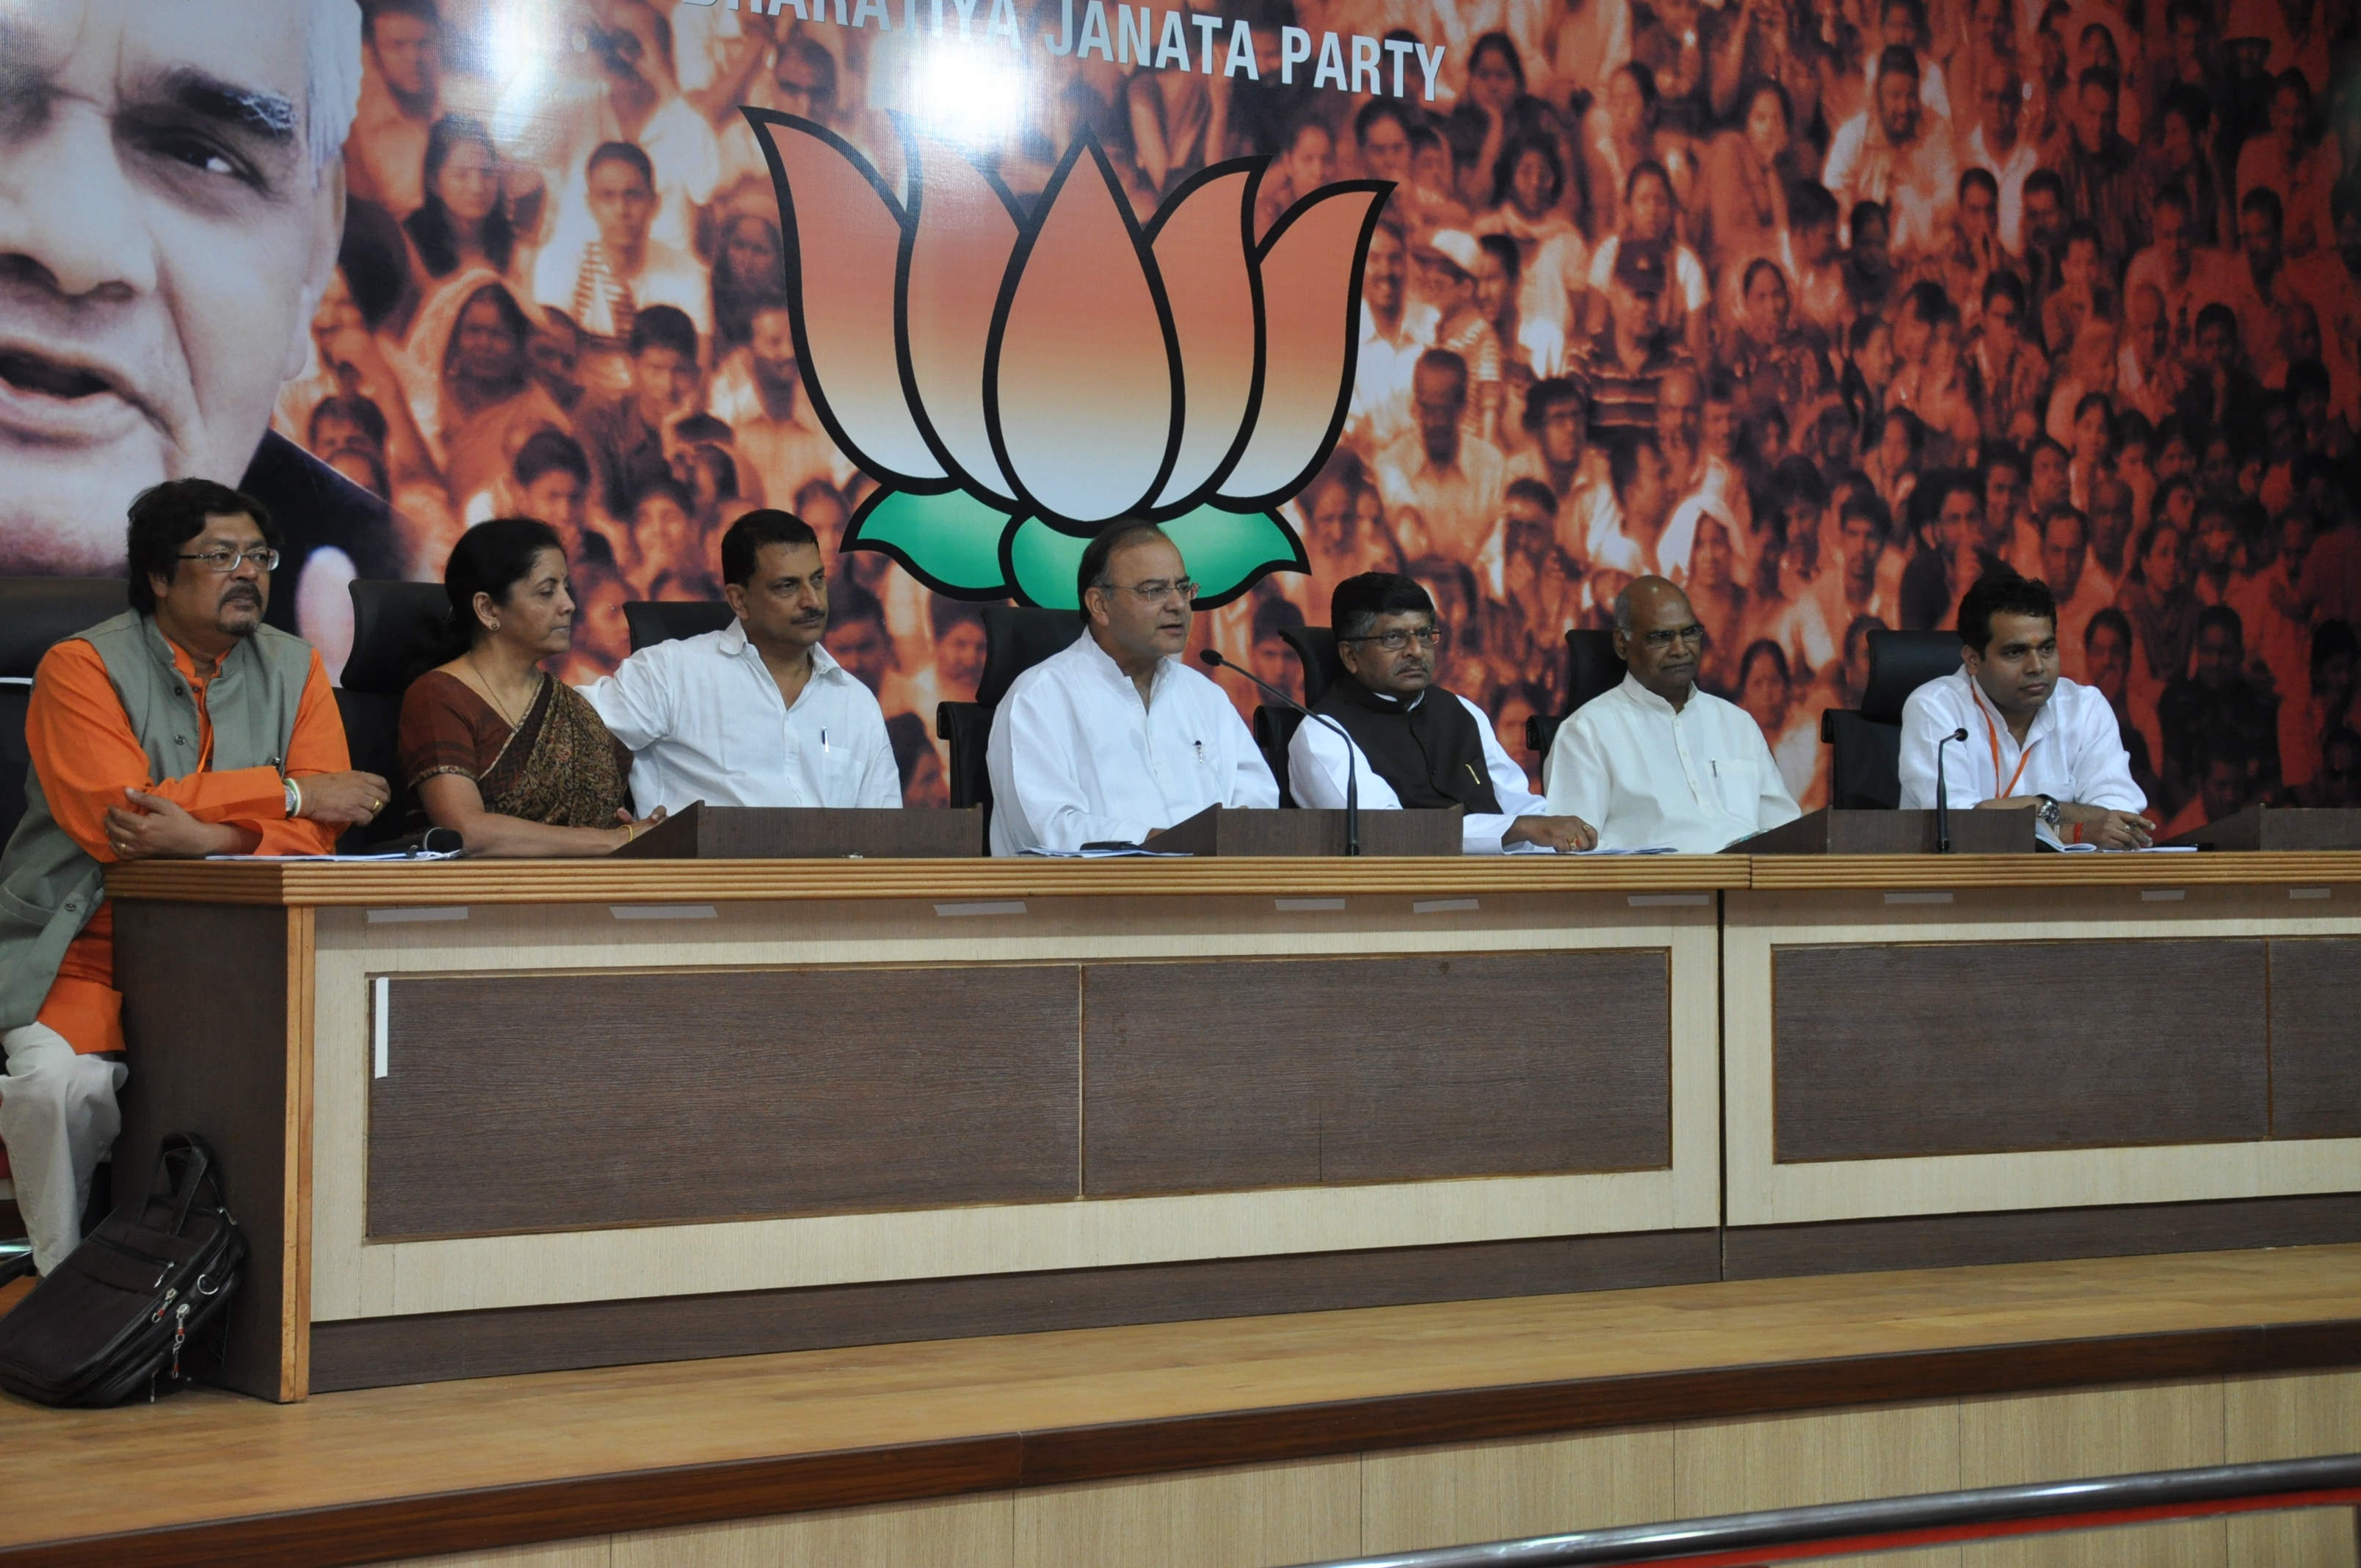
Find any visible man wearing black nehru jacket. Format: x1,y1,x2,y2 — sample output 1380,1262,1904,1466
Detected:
1288,573,1599,853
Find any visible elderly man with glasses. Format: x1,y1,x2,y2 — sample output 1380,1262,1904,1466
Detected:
0,479,386,1275
986,522,1277,856
1290,573,1597,853
1540,575,1801,850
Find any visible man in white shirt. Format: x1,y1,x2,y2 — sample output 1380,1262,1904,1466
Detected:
580,511,901,815
1288,573,1598,854
1898,573,2154,846
530,143,713,357
1824,47,1959,253
1963,65,2039,255
987,523,1277,854
1541,576,1802,850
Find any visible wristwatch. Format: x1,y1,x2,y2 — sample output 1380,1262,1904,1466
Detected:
2034,794,2062,830
283,777,301,819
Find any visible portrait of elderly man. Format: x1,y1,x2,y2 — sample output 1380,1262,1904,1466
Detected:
0,0,401,635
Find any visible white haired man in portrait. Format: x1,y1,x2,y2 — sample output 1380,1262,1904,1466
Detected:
0,0,402,624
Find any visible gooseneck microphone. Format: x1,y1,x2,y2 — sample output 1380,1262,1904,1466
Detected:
1198,649,1360,856
1934,725,1970,853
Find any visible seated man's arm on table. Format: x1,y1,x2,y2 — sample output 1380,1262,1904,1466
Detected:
988,683,1156,849
1460,694,1597,852
1744,718,1803,834
851,699,904,809
1213,697,1280,809
1538,708,1616,839
574,644,672,751
1895,684,1976,810
2052,691,2155,846
27,643,371,860
1285,714,1406,812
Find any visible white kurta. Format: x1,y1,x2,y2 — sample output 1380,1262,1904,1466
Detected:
986,631,1278,855
578,626,902,816
1286,689,1545,854
1541,673,1801,852
1897,667,2145,841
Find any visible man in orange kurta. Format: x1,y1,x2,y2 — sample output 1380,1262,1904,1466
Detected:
1,480,385,1272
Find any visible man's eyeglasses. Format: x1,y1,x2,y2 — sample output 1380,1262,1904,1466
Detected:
178,547,281,574
1636,623,1705,648
1103,578,1197,604
1343,625,1448,651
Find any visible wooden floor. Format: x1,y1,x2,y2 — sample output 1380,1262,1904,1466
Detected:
3,1244,2360,1566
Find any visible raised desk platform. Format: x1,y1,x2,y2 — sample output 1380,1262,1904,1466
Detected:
97,852,2361,1406
4,1246,2360,1568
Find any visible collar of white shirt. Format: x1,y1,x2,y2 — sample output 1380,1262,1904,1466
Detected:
1071,625,1172,706
716,620,854,691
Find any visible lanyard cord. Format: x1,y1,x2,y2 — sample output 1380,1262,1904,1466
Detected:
1976,685,2037,799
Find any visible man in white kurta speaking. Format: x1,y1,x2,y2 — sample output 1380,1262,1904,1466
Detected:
581,509,902,813
1541,576,1801,851
987,522,1277,854
1898,573,2154,846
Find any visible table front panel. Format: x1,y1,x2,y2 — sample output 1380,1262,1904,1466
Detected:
368,965,1081,1236
2267,937,2361,1139
1082,951,1673,1197
1771,938,2270,1162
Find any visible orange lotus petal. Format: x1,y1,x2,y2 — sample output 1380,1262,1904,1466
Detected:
1216,185,1386,505
1147,166,1261,509
905,136,1019,502
754,117,946,484
992,142,1176,525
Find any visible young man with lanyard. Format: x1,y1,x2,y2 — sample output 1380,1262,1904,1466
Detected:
1897,573,2155,846
1288,573,1598,853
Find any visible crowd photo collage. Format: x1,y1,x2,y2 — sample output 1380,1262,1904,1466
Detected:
277,0,2361,827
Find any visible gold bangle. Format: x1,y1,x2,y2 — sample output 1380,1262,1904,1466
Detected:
625,823,637,843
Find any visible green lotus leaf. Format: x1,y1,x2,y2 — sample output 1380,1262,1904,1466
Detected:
1004,518,1092,608
842,487,1013,599
1162,505,1310,608
1004,507,1309,609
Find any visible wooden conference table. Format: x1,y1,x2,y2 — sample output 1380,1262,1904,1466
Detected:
101,848,2361,1404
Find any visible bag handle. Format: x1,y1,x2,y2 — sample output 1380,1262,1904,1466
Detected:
148,1133,228,1235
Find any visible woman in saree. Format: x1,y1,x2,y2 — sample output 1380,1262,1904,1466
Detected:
399,518,660,854
402,272,572,518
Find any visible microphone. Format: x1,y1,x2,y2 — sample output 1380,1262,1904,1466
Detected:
1934,725,1969,854
1198,648,1360,856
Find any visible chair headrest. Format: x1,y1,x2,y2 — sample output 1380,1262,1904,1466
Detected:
1278,625,1345,705
623,600,735,653
1563,629,1625,713
342,580,453,695
1861,630,1965,724
977,606,1084,708
0,579,131,679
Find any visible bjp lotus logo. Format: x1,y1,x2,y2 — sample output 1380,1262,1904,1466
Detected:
746,109,1388,607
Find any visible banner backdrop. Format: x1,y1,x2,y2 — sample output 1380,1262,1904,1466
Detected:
4,0,2358,821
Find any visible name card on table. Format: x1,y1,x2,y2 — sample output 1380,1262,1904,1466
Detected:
1150,803,1462,857
1727,807,2037,855
609,801,986,859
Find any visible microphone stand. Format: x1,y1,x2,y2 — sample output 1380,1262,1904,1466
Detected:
1934,726,1968,853
1200,650,1360,856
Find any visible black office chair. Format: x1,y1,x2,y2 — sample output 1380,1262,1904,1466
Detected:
938,606,1083,811
0,579,132,845
1526,630,1624,760
1252,706,1305,807
1277,625,1346,705
623,600,734,653
338,581,453,847
1254,627,1348,808
1819,630,1963,810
